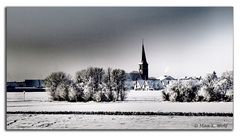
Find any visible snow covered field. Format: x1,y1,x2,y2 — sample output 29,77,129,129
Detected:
7,114,232,129
6,91,233,129
7,91,233,113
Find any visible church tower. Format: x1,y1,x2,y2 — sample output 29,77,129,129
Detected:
139,40,148,80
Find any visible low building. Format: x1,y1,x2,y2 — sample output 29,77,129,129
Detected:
25,80,44,88
158,75,177,87
6,79,45,92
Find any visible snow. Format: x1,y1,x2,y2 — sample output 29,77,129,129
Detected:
7,114,232,129
7,91,233,113
6,91,233,129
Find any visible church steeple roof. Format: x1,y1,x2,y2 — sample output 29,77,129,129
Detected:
139,39,148,80
141,40,147,64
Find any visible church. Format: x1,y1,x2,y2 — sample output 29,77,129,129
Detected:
124,40,177,91
134,41,164,91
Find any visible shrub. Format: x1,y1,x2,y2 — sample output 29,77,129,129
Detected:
82,82,93,101
162,82,179,102
55,82,69,101
199,71,233,102
163,79,202,102
68,83,84,102
162,71,233,102
169,91,178,102
197,85,213,102
92,91,102,102
225,89,233,102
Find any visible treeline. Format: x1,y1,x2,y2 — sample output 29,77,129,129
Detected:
44,67,127,102
162,71,233,102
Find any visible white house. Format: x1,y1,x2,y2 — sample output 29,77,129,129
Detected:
158,75,177,87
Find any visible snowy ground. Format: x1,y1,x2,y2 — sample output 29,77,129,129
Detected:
6,91,233,129
7,91,233,113
7,114,232,129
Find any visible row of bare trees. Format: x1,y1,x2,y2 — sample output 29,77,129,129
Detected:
44,67,127,102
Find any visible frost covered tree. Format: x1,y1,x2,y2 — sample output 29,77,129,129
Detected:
45,68,130,102
219,71,233,90
213,71,233,101
162,71,233,102
68,83,84,102
75,69,100,101
44,72,71,88
111,69,127,101
55,82,70,101
101,68,117,101
162,81,181,102
162,80,201,102
86,67,105,92
75,69,88,83
199,71,219,101
81,77,94,101
76,67,105,86
92,91,102,102
203,71,218,87
103,68,112,91
198,71,233,102
44,72,72,100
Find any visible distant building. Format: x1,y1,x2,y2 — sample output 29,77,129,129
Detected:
7,81,25,87
134,79,145,90
158,75,177,86
6,79,45,92
25,80,44,88
6,81,18,88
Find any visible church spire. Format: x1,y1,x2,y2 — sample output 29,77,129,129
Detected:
141,39,147,64
139,39,148,80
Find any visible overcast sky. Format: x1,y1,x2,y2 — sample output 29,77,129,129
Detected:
6,7,233,81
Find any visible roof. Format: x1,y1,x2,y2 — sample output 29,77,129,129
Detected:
158,75,176,81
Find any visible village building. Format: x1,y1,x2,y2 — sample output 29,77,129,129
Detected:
158,75,177,87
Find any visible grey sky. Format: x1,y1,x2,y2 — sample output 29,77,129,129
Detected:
6,7,233,81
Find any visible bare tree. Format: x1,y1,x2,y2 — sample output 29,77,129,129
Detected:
75,69,88,83
111,69,127,101
103,68,112,90
44,71,72,101
86,67,105,92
